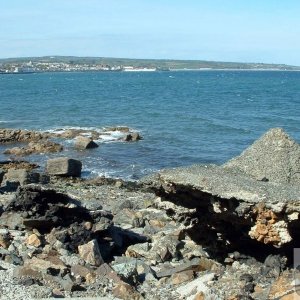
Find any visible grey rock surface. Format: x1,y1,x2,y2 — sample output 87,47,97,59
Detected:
155,164,300,206
223,128,300,184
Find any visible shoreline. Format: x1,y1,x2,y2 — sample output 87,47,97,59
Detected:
0,127,299,298
1,68,300,75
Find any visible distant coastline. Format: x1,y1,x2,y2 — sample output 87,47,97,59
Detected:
0,56,299,74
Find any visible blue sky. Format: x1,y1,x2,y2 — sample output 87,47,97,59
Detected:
0,0,299,65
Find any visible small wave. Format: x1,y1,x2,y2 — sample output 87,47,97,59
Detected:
0,120,32,124
45,125,141,143
98,131,127,142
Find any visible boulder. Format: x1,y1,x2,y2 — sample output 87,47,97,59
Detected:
78,239,104,266
46,157,82,177
124,132,142,142
74,136,99,150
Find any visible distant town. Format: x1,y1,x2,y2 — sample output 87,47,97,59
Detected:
0,56,299,73
0,60,148,74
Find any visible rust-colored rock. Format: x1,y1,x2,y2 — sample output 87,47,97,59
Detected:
112,282,143,300
26,233,42,247
171,270,194,285
78,239,104,266
249,203,291,247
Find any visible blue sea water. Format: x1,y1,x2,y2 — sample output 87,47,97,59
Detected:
0,70,300,180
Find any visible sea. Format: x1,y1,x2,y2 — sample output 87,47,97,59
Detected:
0,70,300,180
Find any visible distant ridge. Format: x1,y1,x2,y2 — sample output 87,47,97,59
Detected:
0,56,299,70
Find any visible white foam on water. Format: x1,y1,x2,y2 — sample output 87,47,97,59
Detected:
97,131,126,142
45,126,140,144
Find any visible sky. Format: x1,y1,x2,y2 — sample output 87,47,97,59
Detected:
0,0,300,65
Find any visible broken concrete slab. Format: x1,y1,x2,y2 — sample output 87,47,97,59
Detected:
46,157,82,177
143,129,300,249
148,163,300,248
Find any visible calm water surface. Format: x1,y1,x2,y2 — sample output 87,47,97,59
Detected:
0,70,299,179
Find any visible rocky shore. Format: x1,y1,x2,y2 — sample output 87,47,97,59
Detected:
0,127,299,299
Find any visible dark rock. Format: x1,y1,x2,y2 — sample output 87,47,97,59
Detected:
240,274,254,283
244,282,255,293
46,157,82,177
0,169,4,185
74,136,99,150
4,186,92,232
124,132,142,142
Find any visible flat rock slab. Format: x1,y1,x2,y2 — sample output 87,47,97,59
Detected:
156,164,300,208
